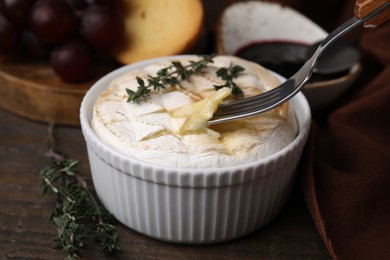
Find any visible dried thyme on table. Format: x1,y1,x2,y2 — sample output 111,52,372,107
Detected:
39,124,121,260
126,54,245,103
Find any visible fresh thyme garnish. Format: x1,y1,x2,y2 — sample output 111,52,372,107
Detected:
214,64,245,98
40,124,121,260
126,54,245,103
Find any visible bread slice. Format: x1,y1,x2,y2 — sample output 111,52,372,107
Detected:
112,0,204,64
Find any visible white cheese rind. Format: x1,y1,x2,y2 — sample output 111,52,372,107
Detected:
92,55,298,168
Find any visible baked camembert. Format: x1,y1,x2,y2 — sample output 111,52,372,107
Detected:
92,55,298,168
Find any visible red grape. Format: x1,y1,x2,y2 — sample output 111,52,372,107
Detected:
2,0,37,27
23,29,52,58
86,0,119,8
68,0,88,10
51,38,91,82
1,0,125,83
0,12,20,53
80,5,124,50
29,0,77,44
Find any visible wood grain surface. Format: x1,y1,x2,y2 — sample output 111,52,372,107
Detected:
0,108,331,259
0,57,119,126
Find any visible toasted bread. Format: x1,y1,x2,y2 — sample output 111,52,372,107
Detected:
112,0,204,64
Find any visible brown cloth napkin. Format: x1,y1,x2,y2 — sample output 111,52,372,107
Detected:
297,2,390,259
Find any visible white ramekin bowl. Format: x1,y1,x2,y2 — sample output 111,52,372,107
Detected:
80,55,311,244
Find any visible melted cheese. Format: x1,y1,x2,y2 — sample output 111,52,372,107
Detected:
170,87,232,134
92,55,298,168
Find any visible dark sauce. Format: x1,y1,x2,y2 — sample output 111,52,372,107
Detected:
236,40,354,80
236,40,309,78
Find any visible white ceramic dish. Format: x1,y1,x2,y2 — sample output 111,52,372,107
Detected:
217,1,361,112
216,1,327,54
80,55,311,244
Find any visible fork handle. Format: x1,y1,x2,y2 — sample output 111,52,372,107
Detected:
355,0,390,28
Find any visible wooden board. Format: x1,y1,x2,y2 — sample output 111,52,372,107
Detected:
0,57,119,126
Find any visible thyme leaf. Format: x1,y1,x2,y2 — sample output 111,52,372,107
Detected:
40,124,121,260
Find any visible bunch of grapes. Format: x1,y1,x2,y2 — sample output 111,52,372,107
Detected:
0,0,124,82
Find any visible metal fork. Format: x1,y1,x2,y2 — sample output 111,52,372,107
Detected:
209,2,389,125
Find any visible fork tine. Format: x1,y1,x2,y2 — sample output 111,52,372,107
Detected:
211,79,296,122
217,78,295,115
217,87,281,113
219,85,282,109
215,99,277,118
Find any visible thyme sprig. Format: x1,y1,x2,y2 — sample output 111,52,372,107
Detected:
40,124,121,260
126,54,245,103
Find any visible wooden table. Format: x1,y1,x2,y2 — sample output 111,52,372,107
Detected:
0,107,330,259
0,0,333,257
